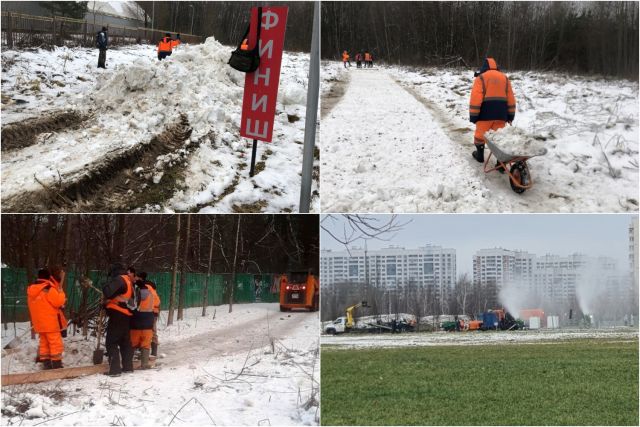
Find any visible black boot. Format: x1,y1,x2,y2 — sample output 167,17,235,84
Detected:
151,342,158,357
51,360,63,369
495,160,505,174
472,144,484,163
42,360,52,370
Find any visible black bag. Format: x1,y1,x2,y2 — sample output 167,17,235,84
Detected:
228,7,262,73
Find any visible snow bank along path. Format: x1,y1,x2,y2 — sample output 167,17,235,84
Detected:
321,62,638,212
321,68,492,212
2,304,319,425
1,41,318,212
321,328,639,350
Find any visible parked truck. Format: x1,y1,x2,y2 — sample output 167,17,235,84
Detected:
324,301,369,334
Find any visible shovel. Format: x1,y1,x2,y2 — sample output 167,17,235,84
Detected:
92,307,105,365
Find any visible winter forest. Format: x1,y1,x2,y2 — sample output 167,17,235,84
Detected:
1,214,319,283
321,1,639,78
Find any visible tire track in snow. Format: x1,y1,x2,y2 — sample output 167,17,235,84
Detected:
321,69,494,212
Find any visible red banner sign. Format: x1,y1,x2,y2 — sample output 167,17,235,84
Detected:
240,6,289,143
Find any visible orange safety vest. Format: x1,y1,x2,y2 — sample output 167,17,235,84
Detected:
148,285,161,314
171,39,181,49
157,37,173,53
137,284,156,313
364,53,371,61
27,278,67,334
342,51,349,61
106,275,134,316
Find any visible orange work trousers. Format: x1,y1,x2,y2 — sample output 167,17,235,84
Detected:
474,120,506,145
130,329,153,349
38,332,63,361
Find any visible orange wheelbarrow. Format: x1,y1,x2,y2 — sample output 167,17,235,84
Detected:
484,138,546,194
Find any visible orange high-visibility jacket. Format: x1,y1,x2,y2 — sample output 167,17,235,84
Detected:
240,38,249,50
364,52,371,61
342,51,349,61
171,39,181,49
106,275,134,316
27,278,67,334
469,58,516,123
157,37,173,53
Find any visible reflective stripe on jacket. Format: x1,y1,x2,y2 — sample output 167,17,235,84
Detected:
106,275,134,316
469,58,516,123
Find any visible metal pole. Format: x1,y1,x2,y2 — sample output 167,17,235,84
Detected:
298,1,320,213
249,139,258,177
152,1,155,30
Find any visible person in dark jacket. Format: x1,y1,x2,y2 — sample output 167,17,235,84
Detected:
102,263,135,376
130,276,156,369
96,27,108,69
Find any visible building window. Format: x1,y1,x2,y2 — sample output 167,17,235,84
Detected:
424,262,434,274
349,265,358,276
387,264,396,275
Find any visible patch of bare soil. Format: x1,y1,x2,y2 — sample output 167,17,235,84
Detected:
321,73,351,119
1,111,88,151
7,114,195,212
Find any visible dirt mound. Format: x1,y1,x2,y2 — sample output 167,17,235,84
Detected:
1,111,87,151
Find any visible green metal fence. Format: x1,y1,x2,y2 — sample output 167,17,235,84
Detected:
0,268,280,323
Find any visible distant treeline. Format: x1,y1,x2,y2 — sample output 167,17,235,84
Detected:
321,1,639,79
137,1,314,52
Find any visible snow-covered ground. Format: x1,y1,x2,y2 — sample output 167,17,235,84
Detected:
321,327,639,349
1,304,319,425
320,61,639,212
1,41,318,212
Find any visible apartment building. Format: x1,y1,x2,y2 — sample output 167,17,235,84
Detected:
321,245,456,298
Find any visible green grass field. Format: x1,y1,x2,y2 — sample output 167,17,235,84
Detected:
321,340,639,425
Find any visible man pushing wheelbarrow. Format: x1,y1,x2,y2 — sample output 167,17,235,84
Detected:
469,58,545,193
469,57,516,167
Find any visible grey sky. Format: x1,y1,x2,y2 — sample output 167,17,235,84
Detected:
321,214,637,275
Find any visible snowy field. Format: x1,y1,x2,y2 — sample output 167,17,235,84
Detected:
1,304,319,425
321,327,639,349
1,41,318,212
320,61,639,212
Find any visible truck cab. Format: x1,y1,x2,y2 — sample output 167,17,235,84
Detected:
324,317,347,335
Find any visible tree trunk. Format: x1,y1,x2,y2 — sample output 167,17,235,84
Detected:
203,219,215,317
177,214,191,320
229,216,241,313
167,216,181,326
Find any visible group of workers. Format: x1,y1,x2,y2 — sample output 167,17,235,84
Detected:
342,50,374,68
95,26,182,67
26,264,161,377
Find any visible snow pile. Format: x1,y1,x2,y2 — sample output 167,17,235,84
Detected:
1,40,318,212
321,327,639,349
485,126,548,158
1,304,320,425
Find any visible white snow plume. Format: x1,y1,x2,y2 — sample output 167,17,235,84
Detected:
498,281,532,319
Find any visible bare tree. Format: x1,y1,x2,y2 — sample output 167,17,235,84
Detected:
228,215,241,313
167,215,181,326
177,214,192,320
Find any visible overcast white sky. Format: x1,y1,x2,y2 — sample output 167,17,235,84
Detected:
321,214,638,275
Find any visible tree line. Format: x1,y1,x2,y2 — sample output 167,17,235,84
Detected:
1,214,318,318
321,1,639,79
137,1,314,52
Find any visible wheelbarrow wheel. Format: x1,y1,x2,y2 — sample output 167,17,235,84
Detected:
509,161,529,194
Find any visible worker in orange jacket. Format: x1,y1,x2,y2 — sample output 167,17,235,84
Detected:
171,33,181,50
130,276,157,369
342,50,351,68
137,272,161,357
157,32,173,61
27,267,67,370
102,264,136,376
469,57,516,168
